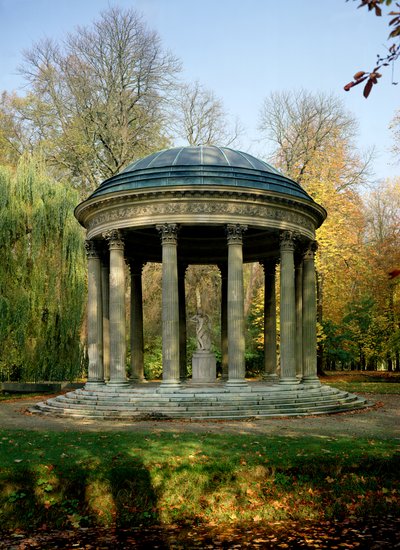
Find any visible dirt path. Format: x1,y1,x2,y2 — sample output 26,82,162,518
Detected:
0,393,399,439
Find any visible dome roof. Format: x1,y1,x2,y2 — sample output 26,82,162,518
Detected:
89,145,313,202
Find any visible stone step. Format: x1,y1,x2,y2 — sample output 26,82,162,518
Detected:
60,388,349,405
30,384,369,420
54,393,363,409
49,394,361,410
32,399,367,420
32,396,367,418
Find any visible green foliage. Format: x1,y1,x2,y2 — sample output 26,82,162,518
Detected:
143,337,163,380
0,430,398,530
0,155,86,381
321,296,399,370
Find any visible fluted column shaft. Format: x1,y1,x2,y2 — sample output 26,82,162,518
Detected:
302,241,319,383
157,224,181,387
178,263,187,381
263,261,278,380
104,229,127,385
295,260,304,379
279,231,298,384
219,264,229,381
130,261,145,382
85,240,104,385
226,224,247,386
101,257,110,381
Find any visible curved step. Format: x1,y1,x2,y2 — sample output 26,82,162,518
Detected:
29,382,369,420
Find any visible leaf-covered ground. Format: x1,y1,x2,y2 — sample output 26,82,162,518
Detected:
2,518,400,549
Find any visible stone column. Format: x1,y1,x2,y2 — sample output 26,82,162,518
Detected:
279,231,299,384
104,229,127,385
129,260,145,382
157,224,181,388
84,240,104,386
219,263,229,381
262,260,278,381
295,259,304,379
101,255,110,381
226,224,247,386
302,241,320,384
178,263,188,381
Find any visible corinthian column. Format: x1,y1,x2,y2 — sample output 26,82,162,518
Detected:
178,263,188,381
279,231,299,384
302,241,320,384
129,260,145,382
104,229,127,385
262,260,278,381
219,263,228,381
226,224,247,386
85,240,104,386
157,224,181,388
295,259,304,379
101,255,110,381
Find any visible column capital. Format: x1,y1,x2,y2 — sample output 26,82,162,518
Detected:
85,239,101,258
103,229,124,250
280,230,299,252
226,224,247,244
260,259,278,275
156,223,179,244
303,240,318,261
127,259,145,275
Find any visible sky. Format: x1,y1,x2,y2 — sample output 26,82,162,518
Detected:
0,0,399,183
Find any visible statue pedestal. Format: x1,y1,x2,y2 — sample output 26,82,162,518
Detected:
192,350,216,383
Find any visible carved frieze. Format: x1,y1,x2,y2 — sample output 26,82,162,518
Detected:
85,194,316,237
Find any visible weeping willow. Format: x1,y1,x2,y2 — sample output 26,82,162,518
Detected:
0,155,86,381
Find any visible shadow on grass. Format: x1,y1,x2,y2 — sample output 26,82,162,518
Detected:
0,453,159,531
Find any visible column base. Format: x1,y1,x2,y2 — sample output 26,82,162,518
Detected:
160,380,181,391
279,377,300,385
130,376,146,383
107,379,129,387
263,373,279,382
225,379,249,389
85,380,105,388
302,375,320,385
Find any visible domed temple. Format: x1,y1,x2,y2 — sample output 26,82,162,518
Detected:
33,146,368,418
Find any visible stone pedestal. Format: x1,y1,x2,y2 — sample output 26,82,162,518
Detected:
192,351,216,383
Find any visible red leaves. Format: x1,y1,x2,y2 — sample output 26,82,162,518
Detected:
347,1,400,96
363,79,374,98
344,69,382,98
353,71,366,79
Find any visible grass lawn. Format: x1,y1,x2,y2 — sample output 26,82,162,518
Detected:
0,429,398,531
321,370,400,394
0,371,399,532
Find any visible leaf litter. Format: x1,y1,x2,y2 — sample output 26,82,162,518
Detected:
1,518,400,549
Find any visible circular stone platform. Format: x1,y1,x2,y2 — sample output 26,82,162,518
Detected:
31,381,368,420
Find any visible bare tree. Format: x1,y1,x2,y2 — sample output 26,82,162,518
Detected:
170,81,242,147
17,7,181,191
258,90,371,187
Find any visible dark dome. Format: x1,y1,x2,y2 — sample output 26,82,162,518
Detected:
90,145,312,201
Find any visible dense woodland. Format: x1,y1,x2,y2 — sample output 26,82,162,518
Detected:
0,7,399,382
